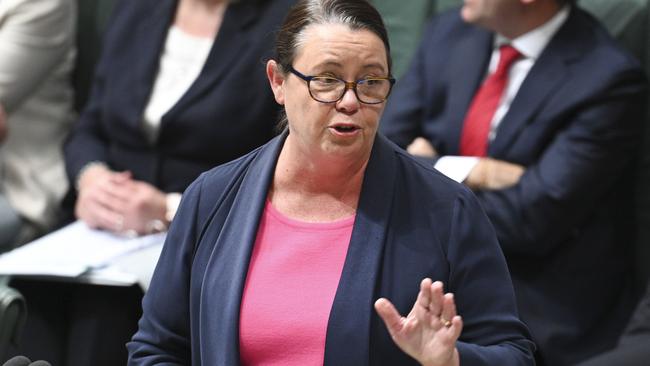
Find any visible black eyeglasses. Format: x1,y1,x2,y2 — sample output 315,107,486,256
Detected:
288,66,395,105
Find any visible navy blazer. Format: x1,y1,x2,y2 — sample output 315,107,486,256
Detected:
64,0,296,193
127,133,535,365
380,6,647,366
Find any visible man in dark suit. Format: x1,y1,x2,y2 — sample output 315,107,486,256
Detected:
380,0,647,365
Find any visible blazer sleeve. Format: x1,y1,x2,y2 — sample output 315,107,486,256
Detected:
127,175,205,365
0,0,75,113
63,0,126,184
444,189,536,365
475,68,647,257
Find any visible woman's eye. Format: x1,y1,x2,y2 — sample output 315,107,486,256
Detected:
315,77,339,84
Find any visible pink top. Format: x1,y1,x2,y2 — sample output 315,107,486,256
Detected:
239,201,354,366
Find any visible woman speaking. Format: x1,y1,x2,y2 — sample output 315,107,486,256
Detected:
128,0,535,364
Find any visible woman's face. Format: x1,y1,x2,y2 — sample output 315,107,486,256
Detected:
269,23,389,162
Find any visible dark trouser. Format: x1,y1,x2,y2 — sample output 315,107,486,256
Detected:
7,278,143,366
574,338,650,366
576,281,650,366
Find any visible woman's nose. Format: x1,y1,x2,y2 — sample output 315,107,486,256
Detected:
336,88,360,113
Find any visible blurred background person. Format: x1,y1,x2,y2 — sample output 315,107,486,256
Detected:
9,0,297,365
64,0,295,236
380,0,647,365
128,0,535,364
0,0,76,249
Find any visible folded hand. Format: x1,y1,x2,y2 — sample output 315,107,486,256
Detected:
76,166,167,235
407,137,438,158
465,158,525,190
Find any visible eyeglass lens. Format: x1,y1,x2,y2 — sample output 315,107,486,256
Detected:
309,77,391,104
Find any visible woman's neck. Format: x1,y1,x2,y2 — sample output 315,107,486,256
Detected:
174,0,228,38
269,137,370,222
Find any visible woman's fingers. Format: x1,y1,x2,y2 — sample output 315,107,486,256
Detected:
440,293,458,328
92,182,128,212
449,315,463,340
437,315,463,350
101,177,135,205
77,196,122,232
109,170,132,184
375,298,407,338
412,278,433,318
428,281,445,317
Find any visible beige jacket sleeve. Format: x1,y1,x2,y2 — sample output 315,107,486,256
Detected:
0,0,76,239
0,0,76,113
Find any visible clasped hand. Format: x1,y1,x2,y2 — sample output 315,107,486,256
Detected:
75,165,167,235
465,157,524,190
375,279,462,366
406,137,524,190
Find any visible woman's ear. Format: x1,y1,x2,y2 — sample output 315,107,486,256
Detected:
266,60,285,105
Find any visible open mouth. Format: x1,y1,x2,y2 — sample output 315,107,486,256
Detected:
330,124,360,134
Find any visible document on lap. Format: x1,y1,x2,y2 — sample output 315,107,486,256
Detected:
0,221,165,290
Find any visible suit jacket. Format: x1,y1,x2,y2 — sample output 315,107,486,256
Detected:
0,0,76,237
380,6,648,366
127,133,535,366
64,0,296,194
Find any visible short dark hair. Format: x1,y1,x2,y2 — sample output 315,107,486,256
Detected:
274,0,392,75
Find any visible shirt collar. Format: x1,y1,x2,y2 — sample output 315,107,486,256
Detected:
495,5,570,60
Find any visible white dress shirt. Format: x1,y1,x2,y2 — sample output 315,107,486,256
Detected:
142,26,212,220
142,26,212,144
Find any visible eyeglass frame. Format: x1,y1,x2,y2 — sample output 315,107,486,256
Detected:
288,66,396,105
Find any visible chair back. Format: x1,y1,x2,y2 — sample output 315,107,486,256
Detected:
73,0,118,111
0,285,26,360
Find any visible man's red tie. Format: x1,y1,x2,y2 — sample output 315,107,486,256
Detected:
459,45,521,156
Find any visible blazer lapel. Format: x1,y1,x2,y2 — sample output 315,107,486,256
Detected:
488,9,583,156
128,0,176,130
199,133,286,366
164,2,257,119
445,29,493,154
323,135,397,366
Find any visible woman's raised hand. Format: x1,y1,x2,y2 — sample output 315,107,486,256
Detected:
374,279,462,366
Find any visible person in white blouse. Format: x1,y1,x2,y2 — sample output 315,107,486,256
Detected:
72,0,227,237
12,0,295,364
69,0,295,238
0,0,76,248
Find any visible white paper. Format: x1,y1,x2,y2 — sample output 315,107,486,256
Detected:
434,156,480,183
84,243,164,290
0,221,166,289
